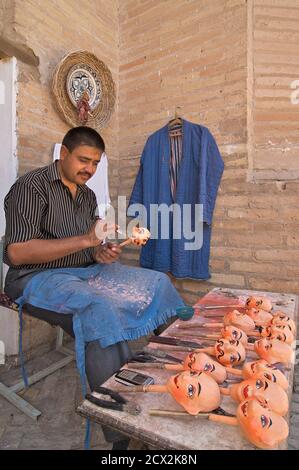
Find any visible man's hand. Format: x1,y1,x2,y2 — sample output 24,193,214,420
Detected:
93,242,122,264
86,221,119,248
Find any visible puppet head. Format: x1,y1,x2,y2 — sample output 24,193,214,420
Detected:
229,377,289,416
245,296,272,312
246,308,273,327
254,338,293,365
183,352,227,383
237,398,289,449
220,325,248,346
271,312,296,335
131,227,151,246
259,324,294,345
223,310,255,333
214,338,246,366
242,360,288,390
167,370,221,415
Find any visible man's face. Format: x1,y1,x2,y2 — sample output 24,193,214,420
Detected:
60,144,102,185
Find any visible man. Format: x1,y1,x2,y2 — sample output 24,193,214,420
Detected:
4,126,180,450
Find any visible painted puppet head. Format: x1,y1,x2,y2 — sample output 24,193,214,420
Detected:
131,227,151,246
254,338,293,365
220,325,248,346
259,324,294,345
237,398,289,449
246,308,273,327
167,370,221,415
183,352,227,383
214,338,246,366
223,310,255,334
242,360,288,391
229,377,289,416
271,312,296,335
245,296,272,312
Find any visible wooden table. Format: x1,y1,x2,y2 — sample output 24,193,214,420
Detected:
77,287,298,450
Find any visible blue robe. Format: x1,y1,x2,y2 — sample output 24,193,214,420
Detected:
128,119,224,279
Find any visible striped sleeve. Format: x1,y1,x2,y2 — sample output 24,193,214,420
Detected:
4,183,46,246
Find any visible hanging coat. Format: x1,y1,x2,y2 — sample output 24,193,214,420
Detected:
128,119,224,279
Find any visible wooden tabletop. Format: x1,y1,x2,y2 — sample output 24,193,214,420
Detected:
77,287,298,450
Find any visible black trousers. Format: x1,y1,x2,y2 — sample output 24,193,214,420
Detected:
24,304,132,443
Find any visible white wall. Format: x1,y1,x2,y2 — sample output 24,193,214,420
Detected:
0,57,18,355
0,57,18,239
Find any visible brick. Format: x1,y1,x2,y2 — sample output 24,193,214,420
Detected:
227,209,277,220
230,261,284,277
217,195,249,208
287,233,299,248
228,231,283,248
248,277,299,294
212,247,253,260
255,250,299,263
210,273,245,287
209,259,226,272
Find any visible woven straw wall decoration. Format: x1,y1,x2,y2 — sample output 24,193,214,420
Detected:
52,50,116,129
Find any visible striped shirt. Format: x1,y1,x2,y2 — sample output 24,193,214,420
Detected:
4,160,97,270
169,125,183,200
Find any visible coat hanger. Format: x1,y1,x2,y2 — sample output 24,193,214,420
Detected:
168,106,183,137
168,106,183,128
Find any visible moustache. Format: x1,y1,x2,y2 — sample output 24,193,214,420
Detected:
78,172,92,178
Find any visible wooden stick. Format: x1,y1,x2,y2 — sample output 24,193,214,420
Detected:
174,331,218,340
119,239,132,248
149,409,210,418
177,322,224,329
149,410,238,426
127,362,182,371
208,414,238,426
225,366,243,377
219,387,231,396
197,304,243,311
114,384,167,393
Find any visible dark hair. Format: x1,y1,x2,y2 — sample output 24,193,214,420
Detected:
62,126,105,152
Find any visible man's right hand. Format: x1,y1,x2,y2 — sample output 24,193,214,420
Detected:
86,221,119,247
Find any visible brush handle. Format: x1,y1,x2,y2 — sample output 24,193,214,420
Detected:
196,347,215,355
208,414,238,426
174,331,218,340
219,387,231,396
119,238,132,247
127,362,182,371
114,384,167,393
149,409,210,418
202,322,224,328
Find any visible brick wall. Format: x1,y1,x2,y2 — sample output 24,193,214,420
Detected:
119,0,249,304
14,0,119,185
118,0,299,305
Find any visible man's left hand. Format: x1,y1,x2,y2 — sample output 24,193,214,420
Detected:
93,242,122,264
